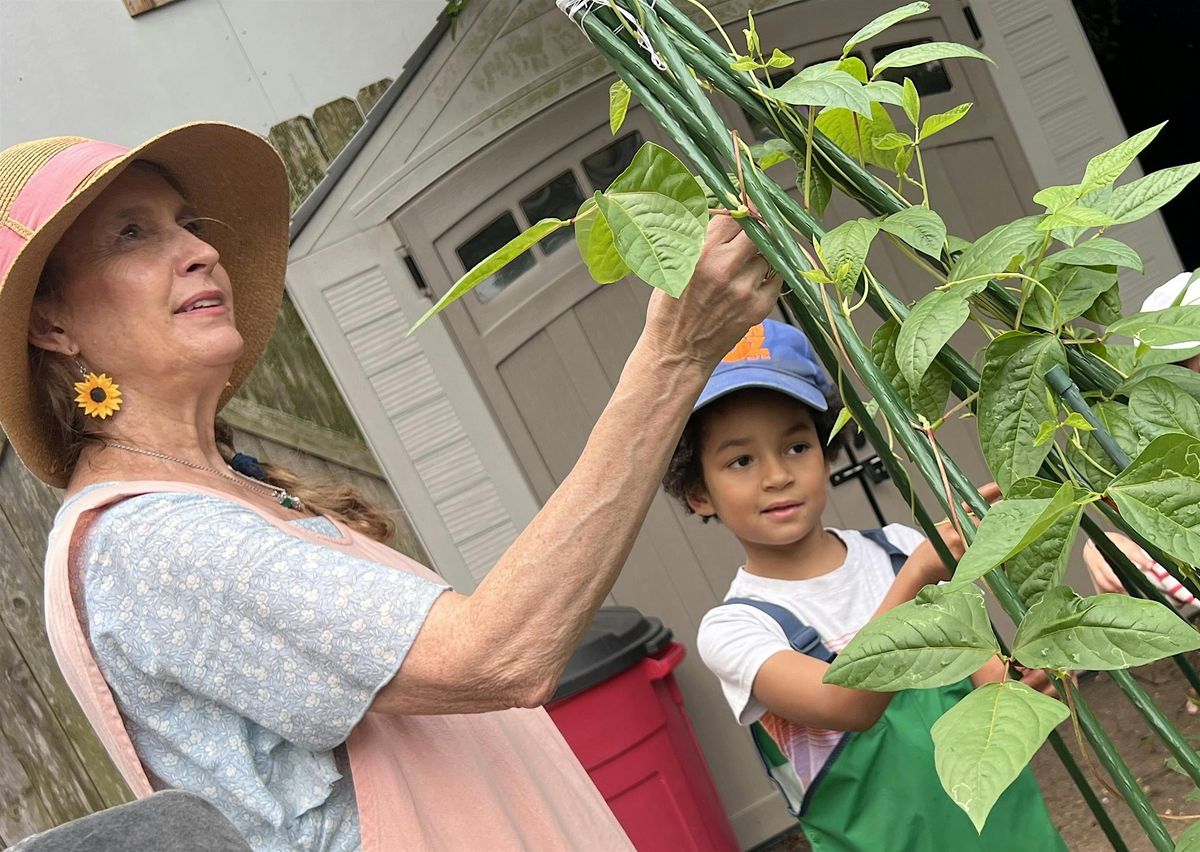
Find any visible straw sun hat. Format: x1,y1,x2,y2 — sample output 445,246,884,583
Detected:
0,122,289,487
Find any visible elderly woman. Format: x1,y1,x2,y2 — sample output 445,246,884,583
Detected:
0,124,776,851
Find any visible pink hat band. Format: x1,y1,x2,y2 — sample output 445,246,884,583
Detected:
0,140,128,283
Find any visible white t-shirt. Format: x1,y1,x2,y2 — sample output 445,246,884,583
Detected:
697,524,924,788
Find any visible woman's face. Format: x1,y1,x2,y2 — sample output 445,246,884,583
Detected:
33,166,243,389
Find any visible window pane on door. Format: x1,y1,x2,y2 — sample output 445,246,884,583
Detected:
456,212,535,303
583,131,645,190
519,171,586,254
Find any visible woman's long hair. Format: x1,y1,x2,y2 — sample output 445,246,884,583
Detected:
28,162,395,543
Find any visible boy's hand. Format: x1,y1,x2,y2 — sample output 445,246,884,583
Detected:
908,525,966,584
1014,665,1074,697
1083,532,1150,595
908,482,1003,584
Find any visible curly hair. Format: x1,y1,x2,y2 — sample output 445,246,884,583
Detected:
662,389,847,522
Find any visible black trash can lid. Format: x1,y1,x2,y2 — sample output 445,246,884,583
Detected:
551,606,673,703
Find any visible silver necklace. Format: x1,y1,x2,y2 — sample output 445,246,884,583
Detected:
102,442,305,511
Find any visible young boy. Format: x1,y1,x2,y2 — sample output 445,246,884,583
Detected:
664,320,1065,851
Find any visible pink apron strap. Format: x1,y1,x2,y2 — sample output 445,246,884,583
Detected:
43,480,340,799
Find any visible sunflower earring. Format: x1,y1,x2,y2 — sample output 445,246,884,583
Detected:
73,361,122,419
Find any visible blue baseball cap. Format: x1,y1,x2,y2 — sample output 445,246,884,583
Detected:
695,320,832,413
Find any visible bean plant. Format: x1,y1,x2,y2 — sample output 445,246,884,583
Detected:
414,1,1200,847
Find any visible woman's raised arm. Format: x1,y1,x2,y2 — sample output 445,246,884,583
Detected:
372,214,777,715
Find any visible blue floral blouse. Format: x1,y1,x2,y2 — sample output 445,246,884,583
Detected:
54,486,448,851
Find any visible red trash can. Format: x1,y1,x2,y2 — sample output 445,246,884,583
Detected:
547,607,738,852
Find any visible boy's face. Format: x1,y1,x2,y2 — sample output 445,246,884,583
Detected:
688,389,830,550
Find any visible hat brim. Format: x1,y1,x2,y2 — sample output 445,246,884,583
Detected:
0,122,289,487
694,363,829,414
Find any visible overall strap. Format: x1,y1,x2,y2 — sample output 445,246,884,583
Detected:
860,528,906,575
722,597,834,663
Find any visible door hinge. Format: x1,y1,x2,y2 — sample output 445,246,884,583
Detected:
397,246,432,299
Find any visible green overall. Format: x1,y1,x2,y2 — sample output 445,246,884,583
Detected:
725,530,1066,852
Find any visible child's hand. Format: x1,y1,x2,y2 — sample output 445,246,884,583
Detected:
908,483,1003,584
908,525,966,584
1082,532,1151,595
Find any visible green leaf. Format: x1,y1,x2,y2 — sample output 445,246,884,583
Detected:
752,138,796,170
879,206,947,258
766,48,795,69
932,681,1069,833
948,216,1042,286
1083,340,1138,375
1036,204,1115,233
1120,364,1200,402
863,80,905,105
799,268,833,284
843,1,929,55
901,77,920,126
949,482,1080,586
1065,401,1143,490
871,319,952,423
411,218,568,331
1033,184,1082,212
837,55,868,83
1141,344,1200,368
920,103,971,141
743,13,761,57
946,234,971,256
819,218,878,293
1109,306,1200,347
977,332,1068,492
829,406,854,443
575,199,629,284
1178,819,1200,852
1092,162,1200,226
1005,477,1084,603
774,67,872,116
1127,377,1200,441
823,584,999,691
608,142,708,219
802,164,833,218
1083,280,1122,326
1013,585,1200,670
1045,237,1143,272
1024,266,1118,330
730,56,760,72
1033,421,1057,447
896,288,972,390
758,151,792,170
609,80,631,135
872,41,992,77
1080,122,1166,193
1062,413,1094,432
874,132,913,151
594,192,706,297
1107,433,1200,566
816,103,905,172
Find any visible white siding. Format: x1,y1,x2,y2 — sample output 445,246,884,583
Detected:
288,224,538,591
0,0,440,147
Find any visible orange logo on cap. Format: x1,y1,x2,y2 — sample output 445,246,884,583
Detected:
722,323,772,363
